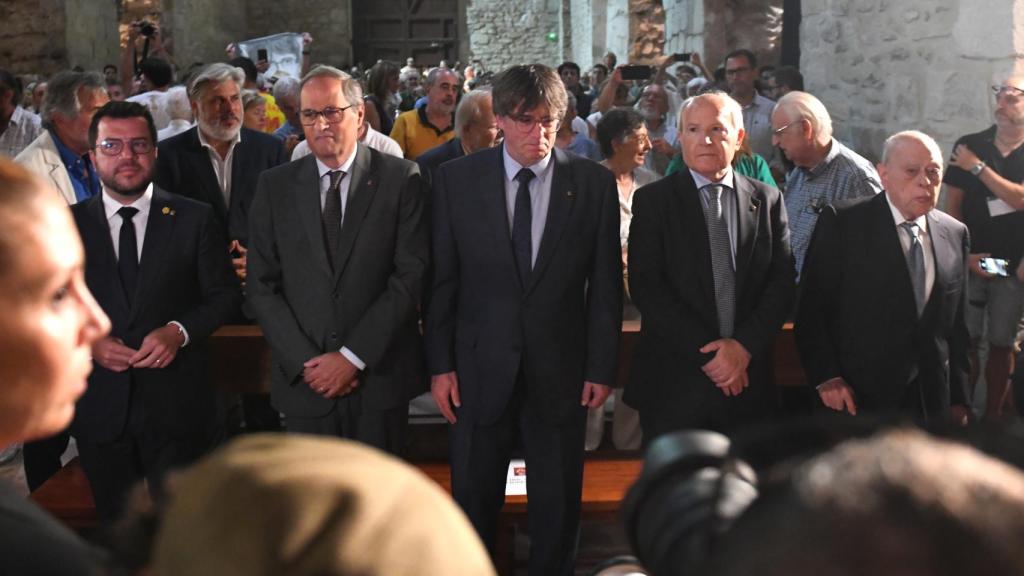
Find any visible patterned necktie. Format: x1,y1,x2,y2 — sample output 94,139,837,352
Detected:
512,168,535,287
117,206,140,304
901,221,926,316
322,170,345,265
703,185,735,337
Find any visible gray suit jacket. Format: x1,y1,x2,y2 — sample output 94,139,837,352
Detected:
247,144,429,417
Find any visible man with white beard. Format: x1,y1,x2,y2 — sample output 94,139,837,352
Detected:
636,83,678,175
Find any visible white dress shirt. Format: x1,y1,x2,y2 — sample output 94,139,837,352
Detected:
502,147,554,267
197,128,241,207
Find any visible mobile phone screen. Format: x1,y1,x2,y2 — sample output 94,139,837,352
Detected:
980,257,1010,277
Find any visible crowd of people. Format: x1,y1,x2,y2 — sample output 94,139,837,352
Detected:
2,19,1024,575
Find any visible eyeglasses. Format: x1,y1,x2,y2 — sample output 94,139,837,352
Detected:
299,104,356,126
95,138,154,156
992,85,1024,100
507,114,561,133
772,119,804,136
725,66,752,77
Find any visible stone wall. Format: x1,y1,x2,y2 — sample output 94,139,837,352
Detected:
629,0,665,63
663,0,704,55
801,0,1023,163
570,0,594,65
466,0,562,69
703,0,783,71
0,0,68,75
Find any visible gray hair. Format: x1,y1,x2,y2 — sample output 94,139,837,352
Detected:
425,67,457,89
272,76,301,103
881,130,944,165
241,89,264,110
40,70,105,129
188,63,245,102
299,65,363,108
454,88,492,135
163,86,192,121
775,91,833,141
677,91,744,135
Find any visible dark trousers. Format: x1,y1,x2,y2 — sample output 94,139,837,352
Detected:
76,387,213,523
286,395,408,456
23,430,70,492
450,388,587,576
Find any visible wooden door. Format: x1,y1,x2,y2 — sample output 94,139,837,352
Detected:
352,0,458,68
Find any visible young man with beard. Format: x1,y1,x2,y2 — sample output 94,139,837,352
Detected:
70,101,241,521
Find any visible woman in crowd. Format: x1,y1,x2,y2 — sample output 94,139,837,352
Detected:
242,88,268,132
364,60,401,136
0,158,110,574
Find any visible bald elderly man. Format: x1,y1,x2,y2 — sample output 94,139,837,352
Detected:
796,131,970,424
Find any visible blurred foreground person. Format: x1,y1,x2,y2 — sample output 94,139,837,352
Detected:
151,434,495,576
0,158,110,574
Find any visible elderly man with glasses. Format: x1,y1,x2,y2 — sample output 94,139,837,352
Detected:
945,75,1024,420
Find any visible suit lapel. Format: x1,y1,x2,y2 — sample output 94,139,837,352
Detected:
185,129,229,223
129,187,174,323
480,147,519,288
674,171,717,312
295,156,334,279
927,212,956,298
526,148,575,295
732,175,761,295
228,131,251,218
871,194,919,320
85,195,130,315
333,145,377,285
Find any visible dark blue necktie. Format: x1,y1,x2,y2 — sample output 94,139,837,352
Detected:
117,206,140,304
512,168,535,288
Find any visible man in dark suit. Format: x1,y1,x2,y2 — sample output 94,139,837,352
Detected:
71,101,241,521
416,88,499,186
425,64,622,575
626,91,795,440
154,62,287,281
796,131,971,424
247,66,428,452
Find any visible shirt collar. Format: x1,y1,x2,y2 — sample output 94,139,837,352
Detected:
689,168,735,191
49,129,88,169
197,127,242,156
805,138,842,177
102,183,154,221
502,145,553,183
885,192,928,232
316,144,359,179
9,106,31,126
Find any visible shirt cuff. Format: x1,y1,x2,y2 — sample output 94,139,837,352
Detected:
340,347,366,370
167,321,190,348
815,376,844,391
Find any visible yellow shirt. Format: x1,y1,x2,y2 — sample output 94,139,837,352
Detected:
261,92,286,134
390,107,455,160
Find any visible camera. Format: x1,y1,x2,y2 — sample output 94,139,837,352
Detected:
135,20,157,38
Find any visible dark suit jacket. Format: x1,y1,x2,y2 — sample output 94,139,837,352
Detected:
247,144,429,418
416,137,464,187
625,170,795,430
425,146,622,426
70,187,242,443
795,193,970,416
154,127,287,247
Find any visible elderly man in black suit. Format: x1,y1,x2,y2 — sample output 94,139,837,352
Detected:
796,131,971,424
154,63,287,282
626,91,795,440
426,64,622,575
247,66,428,453
71,101,241,521
417,87,500,186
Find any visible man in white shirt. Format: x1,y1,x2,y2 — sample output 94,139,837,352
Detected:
0,69,41,158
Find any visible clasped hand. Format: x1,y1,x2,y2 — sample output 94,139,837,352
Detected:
700,338,751,397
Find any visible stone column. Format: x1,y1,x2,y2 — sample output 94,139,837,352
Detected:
64,0,120,71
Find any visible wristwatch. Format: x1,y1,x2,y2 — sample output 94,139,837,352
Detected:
970,161,986,176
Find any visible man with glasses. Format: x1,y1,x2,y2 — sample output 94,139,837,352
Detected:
944,75,1024,420
425,64,621,575
724,49,778,170
70,101,241,521
390,67,458,159
247,66,428,453
771,91,881,278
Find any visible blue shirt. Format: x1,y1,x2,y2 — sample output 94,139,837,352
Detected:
274,120,303,141
50,129,100,203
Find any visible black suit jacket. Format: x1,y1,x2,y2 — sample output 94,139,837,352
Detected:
416,137,464,187
155,127,287,247
625,170,795,429
425,146,622,426
70,187,242,443
247,144,429,418
795,193,970,415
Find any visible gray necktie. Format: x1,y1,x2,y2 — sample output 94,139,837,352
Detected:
703,185,735,337
901,221,926,316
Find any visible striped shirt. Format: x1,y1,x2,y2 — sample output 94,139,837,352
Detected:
785,139,882,278
0,106,41,158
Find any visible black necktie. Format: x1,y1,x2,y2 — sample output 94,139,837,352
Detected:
512,168,535,287
322,170,345,265
703,185,735,337
901,221,926,316
117,206,140,304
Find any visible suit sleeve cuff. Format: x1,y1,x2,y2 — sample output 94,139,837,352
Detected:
340,347,366,370
168,321,190,348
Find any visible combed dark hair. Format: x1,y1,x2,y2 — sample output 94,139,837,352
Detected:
725,49,758,70
774,66,804,92
88,101,158,148
139,57,173,88
228,57,258,85
596,108,645,158
491,64,567,119
557,61,581,76
0,69,22,105
367,60,400,100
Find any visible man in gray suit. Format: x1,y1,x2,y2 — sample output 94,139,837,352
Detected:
247,66,429,452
